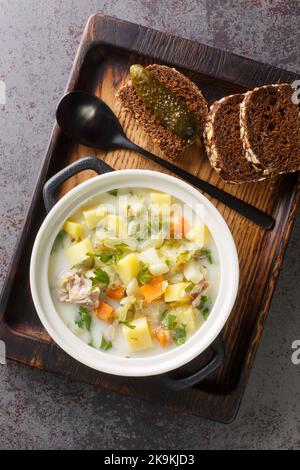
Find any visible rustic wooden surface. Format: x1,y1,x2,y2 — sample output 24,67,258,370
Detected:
0,14,299,423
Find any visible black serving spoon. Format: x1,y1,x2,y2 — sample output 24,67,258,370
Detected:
56,91,275,230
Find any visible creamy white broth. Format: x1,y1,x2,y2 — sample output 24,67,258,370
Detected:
48,188,220,358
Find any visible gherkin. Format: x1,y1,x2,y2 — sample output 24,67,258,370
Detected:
130,64,197,139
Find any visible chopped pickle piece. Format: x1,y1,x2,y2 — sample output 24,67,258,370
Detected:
130,64,197,139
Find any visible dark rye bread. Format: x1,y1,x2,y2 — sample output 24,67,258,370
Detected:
204,94,264,183
240,83,300,175
117,64,208,160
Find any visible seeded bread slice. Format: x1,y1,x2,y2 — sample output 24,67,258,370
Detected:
240,83,300,175
117,64,208,160
204,94,264,183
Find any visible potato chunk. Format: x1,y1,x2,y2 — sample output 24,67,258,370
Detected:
63,220,84,241
183,260,204,284
66,238,94,265
164,282,189,303
117,253,139,285
185,222,210,247
83,205,107,229
123,317,153,351
176,305,197,334
150,192,171,206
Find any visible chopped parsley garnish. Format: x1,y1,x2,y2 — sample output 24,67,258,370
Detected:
108,189,118,196
90,268,110,286
114,243,128,249
86,250,124,264
162,313,177,330
100,335,113,351
138,263,152,285
201,249,213,264
160,312,187,346
197,295,211,320
198,295,208,308
75,307,91,331
185,283,195,293
114,250,124,263
119,321,136,329
51,230,65,254
95,252,114,263
173,324,187,346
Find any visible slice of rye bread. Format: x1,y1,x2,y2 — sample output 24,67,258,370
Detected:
204,94,264,183
240,83,300,175
116,64,208,160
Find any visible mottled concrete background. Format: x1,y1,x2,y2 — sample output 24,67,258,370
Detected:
0,0,299,450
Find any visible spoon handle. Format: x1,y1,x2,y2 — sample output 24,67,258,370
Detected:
122,140,275,230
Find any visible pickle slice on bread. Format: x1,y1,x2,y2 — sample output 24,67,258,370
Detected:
117,64,208,160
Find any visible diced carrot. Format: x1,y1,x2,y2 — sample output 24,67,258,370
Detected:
170,217,190,238
140,276,165,303
153,326,167,348
106,286,125,301
95,301,115,322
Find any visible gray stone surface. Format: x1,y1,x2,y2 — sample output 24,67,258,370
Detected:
0,0,299,450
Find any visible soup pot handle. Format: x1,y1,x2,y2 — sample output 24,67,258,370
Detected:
43,156,114,212
160,336,224,391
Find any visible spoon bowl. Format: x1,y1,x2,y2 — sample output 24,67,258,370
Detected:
56,91,125,150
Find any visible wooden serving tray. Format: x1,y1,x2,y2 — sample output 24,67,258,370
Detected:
1,14,299,423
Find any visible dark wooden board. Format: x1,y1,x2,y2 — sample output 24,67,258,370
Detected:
0,14,299,423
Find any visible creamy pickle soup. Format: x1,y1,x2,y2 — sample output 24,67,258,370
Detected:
48,188,220,357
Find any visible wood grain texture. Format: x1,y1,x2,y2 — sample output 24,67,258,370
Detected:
0,14,299,423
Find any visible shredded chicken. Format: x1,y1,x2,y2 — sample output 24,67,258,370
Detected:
56,269,100,309
191,280,209,307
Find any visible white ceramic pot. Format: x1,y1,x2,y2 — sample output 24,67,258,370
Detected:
30,157,239,387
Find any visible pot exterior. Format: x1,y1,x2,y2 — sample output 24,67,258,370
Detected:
30,169,239,377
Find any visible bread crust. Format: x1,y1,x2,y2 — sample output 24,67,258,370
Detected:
204,94,265,184
240,83,300,175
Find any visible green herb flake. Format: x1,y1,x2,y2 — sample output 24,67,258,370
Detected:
160,311,168,320
115,243,128,249
197,295,212,321
198,295,208,309
90,268,110,286
108,189,118,197
162,314,177,330
201,249,213,264
113,250,124,263
138,263,152,285
51,230,65,254
96,252,114,263
202,307,210,321
100,335,113,351
119,321,136,329
75,307,92,331
173,324,187,346
185,283,195,293
87,250,123,265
